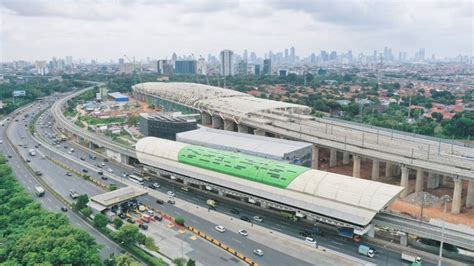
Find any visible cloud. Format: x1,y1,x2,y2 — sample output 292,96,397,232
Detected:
0,0,129,21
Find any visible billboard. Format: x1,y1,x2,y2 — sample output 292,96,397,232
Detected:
13,90,26,97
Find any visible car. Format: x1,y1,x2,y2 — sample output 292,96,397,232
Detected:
64,145,68,149
180,186,189,192
34,145,39,148
68,151,72,154
140,217,150,223
167,191,175,197
154,214,163,221
0,140,3,144
238,229,248,236
26,159,31,163
138,223,148,230
127,218,135,224
118,213,127,219
253,216,263,222
101,162,106,166
81,168,88,173
253,249,264,256
98,171,103,175
7,155,12,158
215,225,226,233
151,183,160,189
34,171,43,176
304,237,317,247
156,199,164,204
60,206,68,212
240,216,251,222
167,199,175,204
230,208,240,215
65,172,72,176
122,172,128,178
80,157,85,161
103,158,109,162
101,176,108,180
97,164,102,168
107,168,113,173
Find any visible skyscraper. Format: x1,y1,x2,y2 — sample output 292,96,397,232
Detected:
243,49,248,62
220,50,234,76
263,59,271,75
175,60,197,74
197,57,207,75
284,48,289,61
290,46,295,62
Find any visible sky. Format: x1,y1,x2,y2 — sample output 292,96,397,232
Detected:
0,0,472,62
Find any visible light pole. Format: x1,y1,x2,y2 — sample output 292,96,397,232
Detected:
438,195,451,266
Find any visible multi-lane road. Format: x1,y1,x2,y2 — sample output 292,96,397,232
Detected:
2,98,446,265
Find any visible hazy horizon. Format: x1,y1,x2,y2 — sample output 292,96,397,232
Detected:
1,0,472,62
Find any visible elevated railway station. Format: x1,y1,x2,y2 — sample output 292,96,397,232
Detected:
132,82,474,214
136,137,403,233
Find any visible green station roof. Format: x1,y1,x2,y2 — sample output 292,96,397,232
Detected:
177,145,309,189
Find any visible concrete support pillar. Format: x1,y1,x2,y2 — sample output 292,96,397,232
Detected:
201,113,211,125
394,165,401,177
237,124,248,133
371,159,380,181
385,162,393,178
451,177,462,214
399,232,408,246
466,180,474,208
254,129,265,136
342,152,350,165
311,144,319,170
260,201,268,208
427,172,440,189
211,116,223,129
183,180,188,186
218,190,224,196
439,175,448,186
367,228,375,238
400,165,409,198
329,148,337,168
353,155,361,178
415,169,424,193
223,119,235,131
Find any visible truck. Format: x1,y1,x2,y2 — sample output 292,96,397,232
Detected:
35,186,45,197
29,149,36,156
207,199,217,208
401,252,422,265
337,227,361,242
358,244,375,258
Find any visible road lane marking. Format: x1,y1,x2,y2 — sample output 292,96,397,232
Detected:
191,219,199,224
232,238,242,244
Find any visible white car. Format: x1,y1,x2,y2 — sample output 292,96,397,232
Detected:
152,183,160,189
107,168,113,173
253,216,263,222
167,191,175,197
0,140,3,144
238,229,248,236
215,225,226,233
305,237,317,247
253,249,264,256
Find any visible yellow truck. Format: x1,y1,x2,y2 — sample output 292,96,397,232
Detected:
206,199,217,208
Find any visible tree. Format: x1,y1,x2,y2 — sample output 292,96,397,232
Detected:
113,217,124,229
109,183,118,191
114,224,141,245
173,257,187,266
74,194,89,211
144,236,159,252
115,254,140,266
187,258,196,266
80,207,92,218
431,112,443,123
94,213,108,228
175,216,185,226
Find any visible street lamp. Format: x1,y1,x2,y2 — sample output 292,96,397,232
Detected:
438,194,451,266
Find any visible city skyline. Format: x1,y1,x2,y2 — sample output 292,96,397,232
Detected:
1,0,472,61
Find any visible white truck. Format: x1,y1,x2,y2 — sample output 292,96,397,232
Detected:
401,252,422,265
358,244,375,258
29,149,36,156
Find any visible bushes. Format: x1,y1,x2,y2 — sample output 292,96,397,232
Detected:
0,155,102,265
174,216,185,226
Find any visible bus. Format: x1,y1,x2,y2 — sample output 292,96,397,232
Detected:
35,186,45,197
129,175,144,185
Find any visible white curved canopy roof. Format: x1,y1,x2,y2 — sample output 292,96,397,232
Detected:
136,137,403,226
132,82,311,117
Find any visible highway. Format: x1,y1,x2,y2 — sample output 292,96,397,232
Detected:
0,102,123,259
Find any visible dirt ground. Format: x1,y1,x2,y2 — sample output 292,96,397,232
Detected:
319,148,474,228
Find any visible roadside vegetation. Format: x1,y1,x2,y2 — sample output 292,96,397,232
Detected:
0,155,102,265
0,76,86,115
